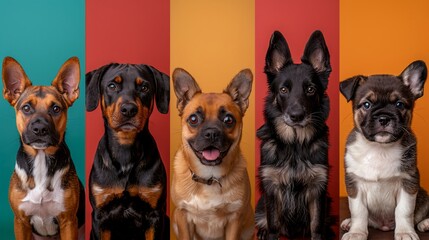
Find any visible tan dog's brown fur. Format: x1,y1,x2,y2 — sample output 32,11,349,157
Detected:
171,68,254,240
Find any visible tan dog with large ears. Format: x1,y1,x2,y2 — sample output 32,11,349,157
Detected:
3,57,84,240
171,68,254,240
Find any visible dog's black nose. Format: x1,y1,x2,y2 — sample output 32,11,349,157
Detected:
121,103,138,118
31,120,49,136
378,116,390,126
204,128,220,141
289,110,305,122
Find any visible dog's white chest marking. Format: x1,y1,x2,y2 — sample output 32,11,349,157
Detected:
17,150,66,236
346,133,403,181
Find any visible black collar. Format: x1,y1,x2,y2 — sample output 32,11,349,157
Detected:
189,168,222,188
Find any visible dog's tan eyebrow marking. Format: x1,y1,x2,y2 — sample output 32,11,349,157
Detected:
43,93,63,108
114,76,122,83
135,77,143,85
359,91,376,104
389,91,409,104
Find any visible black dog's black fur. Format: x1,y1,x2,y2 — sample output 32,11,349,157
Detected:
86,63,169,240
255,30,334,239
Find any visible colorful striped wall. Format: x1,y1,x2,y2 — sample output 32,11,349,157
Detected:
0,0,428,239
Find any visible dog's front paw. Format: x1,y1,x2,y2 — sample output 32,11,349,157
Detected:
417,218,429,232
394,231,419,240
341,232,367,240
341,218,352,231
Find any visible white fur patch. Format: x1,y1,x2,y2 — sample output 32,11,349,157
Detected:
18,150,66,236
15,163,28,187
394,188,417,236
346,133,403,181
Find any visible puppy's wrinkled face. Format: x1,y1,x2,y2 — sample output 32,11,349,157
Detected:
353,76,414,143
15,86,69,150
182,93,242,166
100,66,153,140
340,60,427,144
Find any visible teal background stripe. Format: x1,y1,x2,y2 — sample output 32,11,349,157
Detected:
0,0,85,238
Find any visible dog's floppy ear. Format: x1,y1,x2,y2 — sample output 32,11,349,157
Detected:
173,68,201,115
302,30,331,89
224,69,253,115
400,60,427,99
144,65,170,114
52,57,80,106
86,64,109,111
265,31,292,80
2,57,32,106
340,75,366,102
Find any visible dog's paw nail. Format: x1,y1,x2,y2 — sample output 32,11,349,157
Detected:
342,232,367,240
394,232,419,240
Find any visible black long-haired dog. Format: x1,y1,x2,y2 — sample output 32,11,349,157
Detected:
255,30,333,240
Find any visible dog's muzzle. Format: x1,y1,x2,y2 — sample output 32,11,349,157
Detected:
23,117,58,149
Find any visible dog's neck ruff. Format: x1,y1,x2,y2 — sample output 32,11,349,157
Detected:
189,168,222,188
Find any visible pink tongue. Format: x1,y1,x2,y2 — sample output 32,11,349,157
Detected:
202,148,220,161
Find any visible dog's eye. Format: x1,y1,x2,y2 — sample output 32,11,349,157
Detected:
140,86,149,93
395,101,405,109
188,114,200,126
52,105,61,114
22,104,31,113
279,87,288,94
306,86,316,95
363,101,372,110
223,114,235,126
108,83,117,90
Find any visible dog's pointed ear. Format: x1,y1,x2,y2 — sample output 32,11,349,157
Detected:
2,57,32,106
400,60,427,99
173,68,201,115
224,69,253,115
52,57,80,106
144,65,170,114
302,30,331,89
340,75,366,102
265,31,292,80
86,65,108,112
